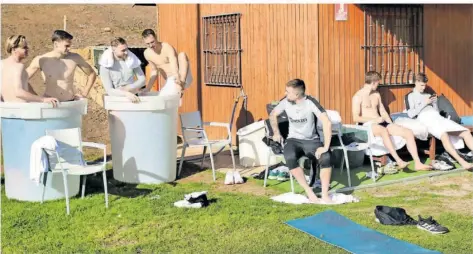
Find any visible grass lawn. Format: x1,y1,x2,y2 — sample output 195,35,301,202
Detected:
2,161,472,254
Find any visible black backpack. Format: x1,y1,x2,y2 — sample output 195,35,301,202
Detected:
374,205,418,226
437,94,461,124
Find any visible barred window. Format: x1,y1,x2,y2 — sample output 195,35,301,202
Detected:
362,5,424,86
202,13,242,87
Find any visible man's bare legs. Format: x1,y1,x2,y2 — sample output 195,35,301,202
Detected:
371,124,409,168
441,132,473,169
458,130,473,152
177,52,189,89
290,167,333,204
319,167,332,203
386,124,432,171
290,167,319,202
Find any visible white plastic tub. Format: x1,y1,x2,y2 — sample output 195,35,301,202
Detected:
237,120,281,167
0,99,87,202
104,92,180,184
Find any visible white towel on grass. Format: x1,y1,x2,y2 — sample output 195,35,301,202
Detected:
271,192,360,205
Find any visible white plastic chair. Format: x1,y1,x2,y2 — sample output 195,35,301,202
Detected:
41,128,108,215
178,111,236,181
339,124,377,183
325,122,354,186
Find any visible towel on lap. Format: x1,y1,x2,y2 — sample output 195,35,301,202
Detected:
361,122,406,157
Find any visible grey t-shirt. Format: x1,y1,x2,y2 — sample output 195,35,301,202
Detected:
99,60,145,96
406,89,438,118
274,96,326,140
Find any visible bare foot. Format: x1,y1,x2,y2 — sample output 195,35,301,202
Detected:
397,160,409,169
414,162,432,171
306,191,319,203
321,196,335,204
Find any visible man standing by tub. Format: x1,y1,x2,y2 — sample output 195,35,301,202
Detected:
1,35,58,106
26,30,96,102
139,29,192,105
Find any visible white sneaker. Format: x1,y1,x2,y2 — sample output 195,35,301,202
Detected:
233,171,244,184
431,160,453,171
174,200,203,208
224,171,234,185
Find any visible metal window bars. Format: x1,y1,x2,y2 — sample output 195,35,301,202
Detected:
362,5,424,86
202,13,242,87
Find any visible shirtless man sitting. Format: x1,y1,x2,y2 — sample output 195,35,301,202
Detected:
139,29,192,99
1,35,58,106
352,71,431,171
26,30,96,101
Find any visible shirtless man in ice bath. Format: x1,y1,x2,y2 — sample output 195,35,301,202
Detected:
27,30,96,101
1,34,58,105
139,29,192,102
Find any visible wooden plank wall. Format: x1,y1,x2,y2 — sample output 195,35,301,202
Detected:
157,4,473,140
423,4,473,117
318,4,473,122
317,4,365,124
198,4,319,139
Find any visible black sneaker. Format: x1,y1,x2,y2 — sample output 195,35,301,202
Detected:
185,191,210,207
417,215,449,234
457,150,473,163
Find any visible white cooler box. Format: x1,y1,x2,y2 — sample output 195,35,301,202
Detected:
237,120,282,167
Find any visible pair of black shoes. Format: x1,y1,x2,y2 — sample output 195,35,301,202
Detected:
375,206,449,234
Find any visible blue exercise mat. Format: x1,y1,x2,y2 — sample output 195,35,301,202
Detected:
286,210,442,254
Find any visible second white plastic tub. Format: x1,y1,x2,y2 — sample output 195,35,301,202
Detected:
104,92,180,184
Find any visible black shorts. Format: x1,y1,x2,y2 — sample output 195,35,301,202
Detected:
358,121,391,128
283,138,332,170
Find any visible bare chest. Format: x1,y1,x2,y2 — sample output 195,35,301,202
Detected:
40,58,77,79
152,53,171,68
361,94,379,109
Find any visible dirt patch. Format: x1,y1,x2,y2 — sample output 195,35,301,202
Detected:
177,161,279,196
362,174,473,215
1,4,157,149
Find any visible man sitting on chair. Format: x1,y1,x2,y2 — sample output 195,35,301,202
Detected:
270,79,333,204
405,73,473,170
